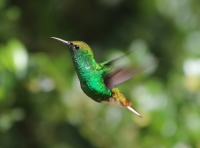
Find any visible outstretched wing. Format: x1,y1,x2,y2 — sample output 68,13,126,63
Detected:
100,50,135,68
104,67,144,89
100,50,154,89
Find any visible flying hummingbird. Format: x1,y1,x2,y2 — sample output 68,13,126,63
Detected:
51,37,142,117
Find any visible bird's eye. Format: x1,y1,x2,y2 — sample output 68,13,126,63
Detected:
74,45,80,50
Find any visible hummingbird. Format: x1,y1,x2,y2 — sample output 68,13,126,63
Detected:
51,37,142,117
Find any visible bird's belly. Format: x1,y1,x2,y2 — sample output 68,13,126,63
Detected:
80,77,111,102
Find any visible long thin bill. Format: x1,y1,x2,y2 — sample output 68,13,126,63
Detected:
50,37,70,45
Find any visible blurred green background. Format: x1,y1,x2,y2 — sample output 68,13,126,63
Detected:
0,0,200,148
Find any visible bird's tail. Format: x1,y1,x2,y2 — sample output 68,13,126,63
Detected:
102,88,142,117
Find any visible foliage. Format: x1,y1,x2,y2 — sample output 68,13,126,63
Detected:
0,0,200,148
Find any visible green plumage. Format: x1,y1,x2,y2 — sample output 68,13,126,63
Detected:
71,48,112,102
51,37,142,117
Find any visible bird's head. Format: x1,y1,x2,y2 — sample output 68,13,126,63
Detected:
51,37,93,56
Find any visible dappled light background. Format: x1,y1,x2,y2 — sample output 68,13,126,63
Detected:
0,0,200,148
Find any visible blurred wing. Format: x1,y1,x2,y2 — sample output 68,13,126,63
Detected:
101,50,135,67
104,67,144,89
101,50,155,89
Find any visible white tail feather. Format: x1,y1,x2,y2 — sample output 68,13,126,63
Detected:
102,98,142,117
127,106,142,117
